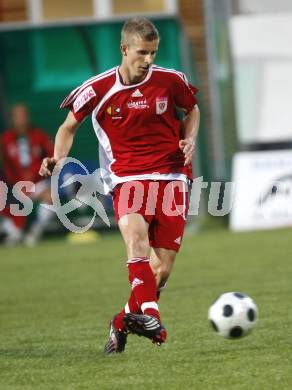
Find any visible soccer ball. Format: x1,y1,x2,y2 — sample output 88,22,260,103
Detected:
208,292,258,338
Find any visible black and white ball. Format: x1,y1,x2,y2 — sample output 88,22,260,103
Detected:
208,292,258,338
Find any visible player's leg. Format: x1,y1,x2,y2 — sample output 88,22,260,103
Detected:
113,180,158,321
119,213,161,318
106,184,146,353
109,213,149,333
119,213,167,345
105,213,166,352
23,182,54,246
105,181,168,352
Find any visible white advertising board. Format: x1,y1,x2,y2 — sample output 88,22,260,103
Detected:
230,150,292,231
230,14,292,143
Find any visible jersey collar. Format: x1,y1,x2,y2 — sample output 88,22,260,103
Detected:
116,65,153,89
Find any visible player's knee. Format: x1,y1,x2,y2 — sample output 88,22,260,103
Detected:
125,231,148,256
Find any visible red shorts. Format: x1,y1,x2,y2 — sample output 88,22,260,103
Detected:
112,180,189,252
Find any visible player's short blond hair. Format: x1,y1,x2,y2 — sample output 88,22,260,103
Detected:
121,17,160,45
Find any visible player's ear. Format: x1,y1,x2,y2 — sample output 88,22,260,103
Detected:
120,44,127,56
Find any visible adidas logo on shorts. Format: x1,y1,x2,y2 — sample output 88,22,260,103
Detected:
174,236,182,245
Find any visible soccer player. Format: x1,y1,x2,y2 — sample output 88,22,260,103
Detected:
39,17,200,353
0,104,54,246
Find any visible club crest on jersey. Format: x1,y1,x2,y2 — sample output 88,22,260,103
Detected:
73,86,96,113
156,97,168,114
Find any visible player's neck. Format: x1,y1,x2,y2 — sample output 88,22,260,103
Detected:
118,65,146,85
14,125,29,136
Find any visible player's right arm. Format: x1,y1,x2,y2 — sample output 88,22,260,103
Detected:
39,111,80,177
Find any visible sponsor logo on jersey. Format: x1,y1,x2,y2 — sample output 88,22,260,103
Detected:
127,98,149,110
131,89,143,97
156,97,168,114
73,86,96,113
106,104,122,119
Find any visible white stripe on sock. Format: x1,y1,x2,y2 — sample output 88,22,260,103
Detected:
125,303,130,313
141,301,159,313
127,257,149,265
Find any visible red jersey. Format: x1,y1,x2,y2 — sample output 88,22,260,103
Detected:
61,65,198,193
0,127,53,185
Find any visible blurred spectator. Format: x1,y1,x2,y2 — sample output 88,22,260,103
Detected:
0,104,54,246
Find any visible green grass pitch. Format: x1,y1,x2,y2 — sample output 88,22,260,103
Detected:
0,227,291,389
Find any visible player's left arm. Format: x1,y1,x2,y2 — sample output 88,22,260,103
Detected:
179,104,200,166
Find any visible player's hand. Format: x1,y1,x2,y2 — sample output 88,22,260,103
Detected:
39,157,57,177
179,138,195,166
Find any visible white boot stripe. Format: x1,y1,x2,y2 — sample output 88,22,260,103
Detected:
146,319,158,326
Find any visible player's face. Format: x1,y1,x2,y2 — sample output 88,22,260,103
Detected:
121,36,159,82
11,105,30,133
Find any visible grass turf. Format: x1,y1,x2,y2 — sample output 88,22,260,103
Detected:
0,227,291,389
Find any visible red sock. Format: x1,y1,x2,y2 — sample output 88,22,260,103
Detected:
114,290,141,331
127,257,160,321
